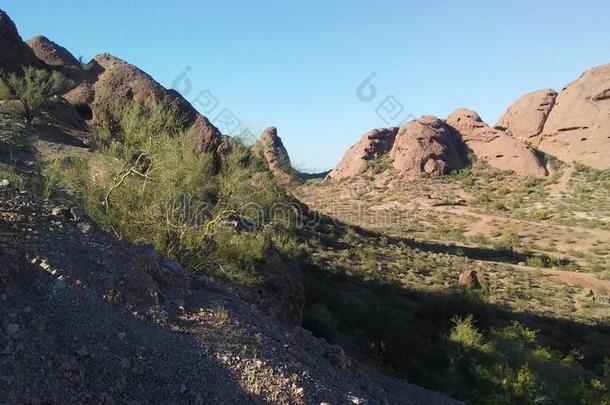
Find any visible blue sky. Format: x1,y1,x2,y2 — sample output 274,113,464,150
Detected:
3,1,610,172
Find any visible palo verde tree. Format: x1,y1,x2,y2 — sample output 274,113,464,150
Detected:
0,67,69,123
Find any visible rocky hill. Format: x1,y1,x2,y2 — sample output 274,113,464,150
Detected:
0,183,455,404
329,63,610,180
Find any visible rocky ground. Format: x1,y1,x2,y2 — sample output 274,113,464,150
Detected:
0,183,458,404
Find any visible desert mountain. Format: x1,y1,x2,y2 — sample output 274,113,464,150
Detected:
63,53,222,153
0,10,44,73
499,63,610,169
446,108,548,177
327,127,398,180
252,127,300,185
0,9,222,154
330,63,610,180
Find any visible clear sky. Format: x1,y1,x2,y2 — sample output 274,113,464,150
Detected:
3,1,610,172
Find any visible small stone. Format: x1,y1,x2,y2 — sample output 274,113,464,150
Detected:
51,206,67,217
0,179,10,187
117,332,126,340
583,288,594,297
6,323,20,335
119,358,131,369
78,222,92,233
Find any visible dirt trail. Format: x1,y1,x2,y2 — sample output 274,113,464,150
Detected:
548,166,574,201
513,264,610,292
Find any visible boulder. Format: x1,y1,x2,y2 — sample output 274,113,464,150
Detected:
535,63,610,169
252,127,299,186
446,109,548,177
389,116,466,177
64,53,221,153
326,127,398,180
0,9,44,74
495,88,557,139
458,270,481,289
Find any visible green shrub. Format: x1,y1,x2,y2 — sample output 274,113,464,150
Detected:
449,319,610,404
44,101,294,284
0,67,69,123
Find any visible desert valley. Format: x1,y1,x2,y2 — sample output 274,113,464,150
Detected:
1,6,610,404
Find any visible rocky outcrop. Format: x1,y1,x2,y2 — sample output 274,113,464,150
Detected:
534,63,610,169
26,35,80,67
0,9,44,74
64,54,221,153
446,109,548,177
390,116,466,177
326,127,398,180
252,127,299,186
495,88,557,139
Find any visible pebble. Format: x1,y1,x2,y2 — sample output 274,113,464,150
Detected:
51,206,67,217
0,179,9,187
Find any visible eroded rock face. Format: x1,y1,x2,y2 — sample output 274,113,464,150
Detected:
495,88,557,139
535,63,610,169
252,127,299,185
446,109,548,177
26,35,80,67
389,116,466,177
326,127,398,180
64,53,221,152
0,9,44,73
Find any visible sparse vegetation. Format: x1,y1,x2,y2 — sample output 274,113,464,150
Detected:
0,67,69,123
43,101,296,284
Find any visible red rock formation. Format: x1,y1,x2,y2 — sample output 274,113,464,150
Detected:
389,116,466,177
535,63,610,169
252,127,299,186
446,109,548,177
495,88,557,140
327,127,398,180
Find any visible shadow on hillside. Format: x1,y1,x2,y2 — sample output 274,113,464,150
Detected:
301,258,610,394
297,210,607,394
0,199,256,404
309,211,573,268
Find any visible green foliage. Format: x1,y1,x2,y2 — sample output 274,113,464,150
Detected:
45,101,294,284
0,67,69,123
371,156,392,175
495,230,521,251
449,318,610,404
